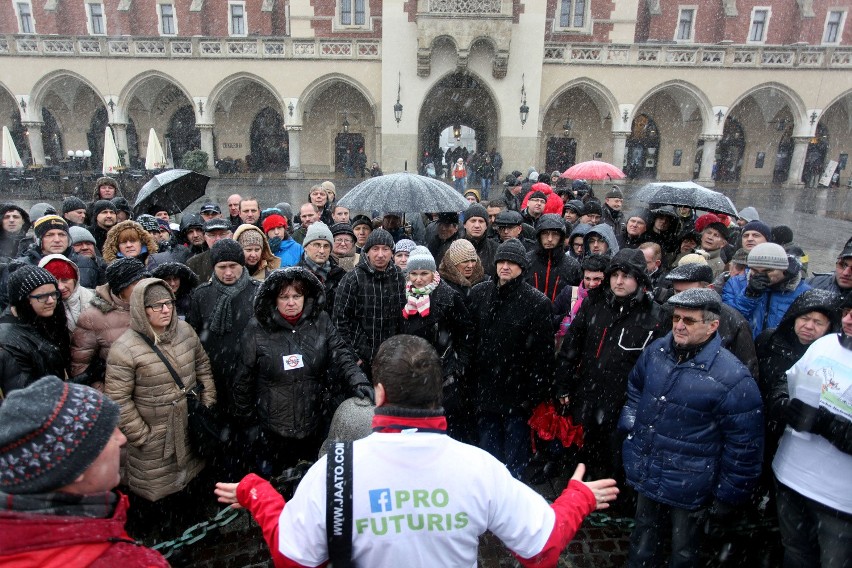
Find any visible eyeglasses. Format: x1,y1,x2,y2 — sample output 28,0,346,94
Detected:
671,314,706,326
588,237,606,245
29,291,60,304
837,260,852,272
145,300,175,312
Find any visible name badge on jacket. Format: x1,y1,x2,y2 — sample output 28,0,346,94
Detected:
283,354,304,370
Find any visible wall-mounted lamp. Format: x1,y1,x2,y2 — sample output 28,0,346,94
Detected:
107,98,116,113
622,109,629,123
342,112,350,134
519,74,529,126
715,110,725,124
810,111,819,125
288,101,294,117
393,72,403,124
453,124,461,140
197,100,204,116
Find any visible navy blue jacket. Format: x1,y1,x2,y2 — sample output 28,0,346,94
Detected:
619,332,763,510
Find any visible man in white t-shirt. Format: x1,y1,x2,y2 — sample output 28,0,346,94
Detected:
215,334,617,568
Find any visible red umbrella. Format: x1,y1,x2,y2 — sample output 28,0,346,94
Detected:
561,160,626,181
528,401,584,449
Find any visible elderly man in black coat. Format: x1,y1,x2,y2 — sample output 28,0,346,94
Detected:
468,238,554,479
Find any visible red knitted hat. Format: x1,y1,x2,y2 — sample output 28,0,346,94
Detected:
262,214,288,234
43,258,77,281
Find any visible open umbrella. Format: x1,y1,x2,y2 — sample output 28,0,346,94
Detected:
145,128,167,171
337,171,470,213
102,126,121,175
1,126,24,168
133,169,210,216
561,160,626,181
634,181,738,217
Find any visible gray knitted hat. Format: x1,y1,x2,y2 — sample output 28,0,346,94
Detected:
747,242,788,270
667,288,722,314
0,376,120,494
406,246,436,273
304,222,333,247
394,239,417,254
69,225,96,245
495,238,529,270
363,228,395,253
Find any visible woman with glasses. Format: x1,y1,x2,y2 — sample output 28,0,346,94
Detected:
0,266,70,397
104,278,215,540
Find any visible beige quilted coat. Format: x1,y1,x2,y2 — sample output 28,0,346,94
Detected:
105,278,216,502
71,284,131,378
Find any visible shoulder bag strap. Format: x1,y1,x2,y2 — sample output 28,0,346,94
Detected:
135,331,186,391
326,440,354,567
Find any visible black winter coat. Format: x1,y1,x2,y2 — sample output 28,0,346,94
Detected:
0,312,67,397
556,286,663,428
465,235,497,277
525,245,581,303
233,270,367,438
468,276,554,415
0,245,102,310
187,275,260,415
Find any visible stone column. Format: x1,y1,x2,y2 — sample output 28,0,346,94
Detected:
286,126,302,175
22,121,45,166
611,132,628,173
110,123,128,164
697,135,721,186
785,136,810,188
197,124,215,171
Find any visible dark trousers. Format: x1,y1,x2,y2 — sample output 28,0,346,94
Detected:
255,428,321,478
478,412,531,479
776,481,852,568
628,493,706,568
124,469,213,544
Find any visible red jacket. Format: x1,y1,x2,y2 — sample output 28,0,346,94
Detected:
0,493,168,568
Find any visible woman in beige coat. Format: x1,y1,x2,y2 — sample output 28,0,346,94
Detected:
105,277,216,539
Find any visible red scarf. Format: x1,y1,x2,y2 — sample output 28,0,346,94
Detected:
371,413,447,434
280,310,302,325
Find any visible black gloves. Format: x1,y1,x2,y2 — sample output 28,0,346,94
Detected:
745,272,771,297
353,383,375,404
784,398,819,432
813,406,852,455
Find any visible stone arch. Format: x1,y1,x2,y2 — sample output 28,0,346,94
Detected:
207,72,285,118
119,71,193,122
28,70,105,118
542,78,619,129
728,82,809,135
298,73,377,123
634,80,714,127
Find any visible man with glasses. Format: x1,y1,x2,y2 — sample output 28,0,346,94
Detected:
493,211,535,251
583,224,619,259
620,288,762,567
297,222,345,314
808,238,852,303
556,249,662,488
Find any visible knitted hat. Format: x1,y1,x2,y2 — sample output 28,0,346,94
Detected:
350,215,373,230
465,203,488,224
738,206,760,222
204,218,231,233
136,214,160,233
495,238,529,270
625,207,651,227
143,282,173,306
261,214,287,234
564,200,584,215
42,256,78,281
7,266,58,306
105,257,150,295
331,222,356,239
69,225,96,245
406,246,436,273
464,189,480,202
237,226,265,248
62,196,87,214
551,171,561,178
363,228,395,253
742,220,772,241
667,288,722,314
0,376,120,494
156,219,171,233
665,262,714,284
33,215,69,240
730,248,749,266
528,191,547,202
110,196,132,215
494,210,523,227
771,225,794,246
445,239,478,266
394,239,417,254
210,238,245,266
92,200,116,217
747,242,789,270
29,203,56,222
677,253,709,266
304,222,333,247
583,201,603,216
605,187,624,199
606,248,652,287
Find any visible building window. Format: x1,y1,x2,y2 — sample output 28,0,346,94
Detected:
16,1,35,34
559,0,586,28
158,3,177,35
229,2,246,36
340,0,365,26
675,7,696,41
87,3,106,35
823,10,845,44
748,8,770,43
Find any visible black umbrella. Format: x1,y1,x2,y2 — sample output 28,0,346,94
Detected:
634,181,738,217
337,172,470,213
133,169,210,216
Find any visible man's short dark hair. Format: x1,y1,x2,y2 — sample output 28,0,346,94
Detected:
372,335,442,409
332,205,349,214
485,198,507,210
240,197,260,208
582,253,610,274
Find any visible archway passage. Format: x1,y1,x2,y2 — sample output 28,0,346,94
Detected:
250,107,289,172
625,114,660,179
716,118,746,182
166,105,199,168
418,72,498,180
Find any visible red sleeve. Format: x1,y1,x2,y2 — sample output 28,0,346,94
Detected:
236,474,328,568
513,479,597,567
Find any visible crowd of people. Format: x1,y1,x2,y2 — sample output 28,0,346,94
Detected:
0,169,850,567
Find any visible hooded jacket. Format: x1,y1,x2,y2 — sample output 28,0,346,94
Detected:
723,262,811,338
582,223,620,259
525,214,581,303
232,268,367,438
234,224,282,281
38,253,96,331
104,278,215,502
101,220,159,265
567,223,592,260
70,284,132,383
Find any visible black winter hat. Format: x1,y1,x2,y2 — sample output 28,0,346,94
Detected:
180,213,204,233
363,228,395,253
0,376,120,494
33,215,69,240
7,265,57,307
105,257,150,295
495,238,529,271
465,203,488,224
350,215,373,231
494,210,523,227
110,197,132,216
528,191,548,202
665,262,714,284
210,238,245,267
771,225,794,246
564,200,584,215
606,248,651,287
583,200,602,216
92,200,116,217
62,196,87,214
331,222,356,239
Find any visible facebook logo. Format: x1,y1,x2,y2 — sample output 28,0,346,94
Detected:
369,488,392,513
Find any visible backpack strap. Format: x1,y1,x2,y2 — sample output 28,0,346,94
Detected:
326,441,354,567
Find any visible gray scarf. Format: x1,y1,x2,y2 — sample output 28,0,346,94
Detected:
0,489,118,518
209,268,251,335
303,255,331,281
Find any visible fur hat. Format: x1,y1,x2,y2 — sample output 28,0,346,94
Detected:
747,242,789,270
94,176,119,192
304,222,333,247
0,376,120,494
495,238,529,271
363,228,395,253
105,258,150,295
210,238,245,267
406,246,436,273
7,265,58,306
695,213,728,240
